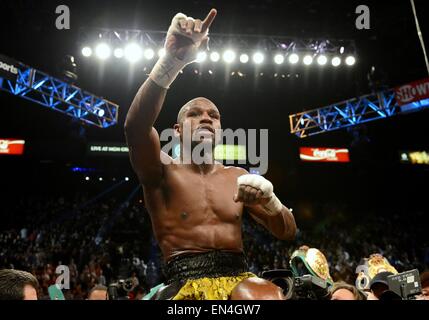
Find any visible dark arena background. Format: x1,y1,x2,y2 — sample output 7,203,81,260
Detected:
0,0,429,306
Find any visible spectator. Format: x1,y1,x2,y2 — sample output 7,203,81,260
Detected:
0,269,39,300
87,285,108,300
330,281,365,300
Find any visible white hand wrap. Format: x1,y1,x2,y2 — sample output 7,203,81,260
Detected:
149,13,209,89
237,174,283,216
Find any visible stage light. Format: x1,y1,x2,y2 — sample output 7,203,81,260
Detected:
82,47,92,57
340,46,345,54
95,43,111,60
144,48,155,60
85,176,90,181
252,52,264,64
96,108,105,117
345,55,356,66
125,177,129,181
210,51,220,62
317,55,327,65
288,53,299,64
331,56,341,67
124,43,143,62
239,54,249,63
158,48,166,58
274,54,284,65
196,51,207,63
99,177,103,181
223,50,236,63
303,55,313,65
114,48,124,58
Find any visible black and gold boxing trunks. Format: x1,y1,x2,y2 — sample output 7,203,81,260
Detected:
151,250,256,300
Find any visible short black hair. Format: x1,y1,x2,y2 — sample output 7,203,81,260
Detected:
0,269,39,300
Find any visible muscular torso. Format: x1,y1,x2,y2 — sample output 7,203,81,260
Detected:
143,162,245,262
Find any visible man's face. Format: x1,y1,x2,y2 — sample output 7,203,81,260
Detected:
23,284,38,300
331,288,356,300
88,289,108,300
175,99,222,147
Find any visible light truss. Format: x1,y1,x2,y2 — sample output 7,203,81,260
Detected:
79,27,356,57
289,88,429,138
0,57,119,128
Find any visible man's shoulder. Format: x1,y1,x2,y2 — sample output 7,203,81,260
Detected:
218,165,248,177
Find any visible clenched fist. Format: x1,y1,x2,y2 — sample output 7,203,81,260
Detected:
233,174,283,216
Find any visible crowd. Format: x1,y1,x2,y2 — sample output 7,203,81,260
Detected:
1,193,428,300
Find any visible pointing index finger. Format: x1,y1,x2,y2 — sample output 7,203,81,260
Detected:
202,8,217,32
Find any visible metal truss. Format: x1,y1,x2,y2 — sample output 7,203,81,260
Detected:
79,27,356,56
0,62,119,128
289,88,425,138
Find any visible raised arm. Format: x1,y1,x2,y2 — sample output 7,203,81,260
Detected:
234,173,297,240
124,9,217,186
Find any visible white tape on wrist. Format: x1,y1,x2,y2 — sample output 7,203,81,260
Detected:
263,193,283,216
149,54,187,89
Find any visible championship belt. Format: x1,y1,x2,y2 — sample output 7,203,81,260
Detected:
355,253,398,290
290,246,333,286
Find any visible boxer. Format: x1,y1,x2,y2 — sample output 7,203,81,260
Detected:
125,8,296,300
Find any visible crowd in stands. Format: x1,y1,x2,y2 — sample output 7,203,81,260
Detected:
1,193,428,300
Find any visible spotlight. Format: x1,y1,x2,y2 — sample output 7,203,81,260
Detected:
274,54,284,65
288,53,299,64
239,54,249,63
95,43,111,60
303,55,313,65
144,48,155,60
96,108,105,117
59,55,78,84
252,52,264,64
331,56,341,67
114,48,124,58
210,52,220,62
317,55,328,65
99,177,103,181
345,55,356,66
158,48,166,58
196,51,207,63
125,177,129,181
340,46,345,54
124,43,143,62
223,50,236,63
85,176,90,181
82,47,92,57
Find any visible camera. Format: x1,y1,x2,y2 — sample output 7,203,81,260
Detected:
376,269,422,300
387,269,422,299
262,269,331,300
107,278,134,300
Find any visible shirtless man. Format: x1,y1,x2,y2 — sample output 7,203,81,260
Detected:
124,8,297,300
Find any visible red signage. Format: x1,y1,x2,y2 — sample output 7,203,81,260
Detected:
0,139,25,155
395,78,429,106
300,147,350,162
